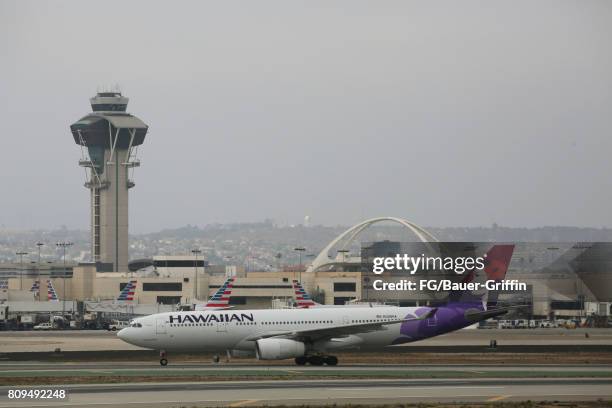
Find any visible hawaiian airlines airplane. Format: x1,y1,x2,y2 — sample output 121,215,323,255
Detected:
118,245,515,367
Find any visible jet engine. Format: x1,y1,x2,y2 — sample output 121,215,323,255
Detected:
255,338,305,360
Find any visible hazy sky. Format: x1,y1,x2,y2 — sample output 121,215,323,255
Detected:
1,1,611,233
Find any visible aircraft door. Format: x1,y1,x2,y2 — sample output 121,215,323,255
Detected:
216,321,228,332
156,318,167,334
342,315,350,325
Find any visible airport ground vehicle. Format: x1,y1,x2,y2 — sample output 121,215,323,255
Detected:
539,320,558,328
33,322,53,330
513,319,529,329
108,320,130,331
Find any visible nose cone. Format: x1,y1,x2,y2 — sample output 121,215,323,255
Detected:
117,328,131,343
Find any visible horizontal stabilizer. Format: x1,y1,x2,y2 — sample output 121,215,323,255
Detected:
465,304,528,322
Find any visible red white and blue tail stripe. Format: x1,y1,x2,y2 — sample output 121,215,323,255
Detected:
292,280,320,308
30,280,40,293
198,277,235,310
47,280,59,302
117,280,137,301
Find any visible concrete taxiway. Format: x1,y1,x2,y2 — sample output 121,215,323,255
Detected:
0,378,611,407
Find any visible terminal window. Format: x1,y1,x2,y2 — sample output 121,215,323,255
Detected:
229,296,247,305
153,260,207,268
157,296,182,305
333,282,356,292
143,282,182,291
550,300,582,310
334,297,355,305
209,284,292,289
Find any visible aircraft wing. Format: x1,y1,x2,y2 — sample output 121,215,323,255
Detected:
246,308,436,342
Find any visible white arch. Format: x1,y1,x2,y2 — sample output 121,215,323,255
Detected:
307,217,439,272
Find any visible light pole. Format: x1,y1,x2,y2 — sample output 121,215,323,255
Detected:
191,249,202,301
275,253,282,271
56,242,73,320
16,251,28,290
36,242,44,264
36,242,44,290
294,247,305,282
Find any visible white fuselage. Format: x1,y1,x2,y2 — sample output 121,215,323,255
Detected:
118,306,425,354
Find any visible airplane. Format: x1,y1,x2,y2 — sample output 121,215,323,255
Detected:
291,279,319,308
46,280,59,302
118,245,515,367
117,280,137,301
30,280,40,294
194,276,235,311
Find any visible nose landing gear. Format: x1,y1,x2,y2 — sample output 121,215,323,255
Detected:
159,350,168,366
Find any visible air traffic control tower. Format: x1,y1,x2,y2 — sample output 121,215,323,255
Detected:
70,92,148,272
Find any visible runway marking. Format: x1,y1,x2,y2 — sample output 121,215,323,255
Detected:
327,386,505,392
229,399,259,407
487,395,511,402
0,393,602,408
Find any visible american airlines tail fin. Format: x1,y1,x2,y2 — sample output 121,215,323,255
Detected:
30,280,40,293
292,280,322,308
117,280,137,301
46,279,59,302
195,276,235,310
448,244,515,305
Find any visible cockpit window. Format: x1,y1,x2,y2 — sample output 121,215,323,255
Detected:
130,322,142,328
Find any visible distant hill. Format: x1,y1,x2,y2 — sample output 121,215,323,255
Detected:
1,222,611,266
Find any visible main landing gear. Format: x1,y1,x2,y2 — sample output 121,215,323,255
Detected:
295,355,338,366
159,350,168,366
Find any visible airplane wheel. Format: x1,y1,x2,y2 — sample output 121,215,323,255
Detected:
295,356,307,366
308,356,324,366
160,358,168,366
324,356,338,366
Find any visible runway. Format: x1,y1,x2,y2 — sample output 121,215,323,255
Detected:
0,378,611,407
1,362,611,374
